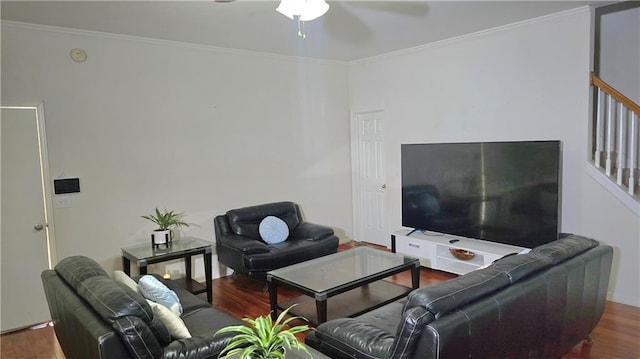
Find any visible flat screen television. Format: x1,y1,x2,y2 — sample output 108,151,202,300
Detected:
401,140,561,248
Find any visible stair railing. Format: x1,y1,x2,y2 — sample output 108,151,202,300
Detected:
591,72,640,199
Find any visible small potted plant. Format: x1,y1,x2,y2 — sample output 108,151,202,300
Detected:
215,305,311,359
142,208,189,247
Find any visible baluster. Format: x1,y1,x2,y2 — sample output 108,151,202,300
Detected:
617,104,626,185
595,88,605,168
606,95,616,176
629,112,638,196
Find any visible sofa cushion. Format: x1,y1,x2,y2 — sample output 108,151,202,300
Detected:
112,316,163,359
172,287,213,313
290,221,335,240
181,307,244,337
76,276,154,323
404,267,510,318
259,216,289,244
138,275,183,315
355,299,406,335
163,331,238,359
160,307,245,359
490,252,553,283
315,318,395,359
243,237,339,272
390,306,436,359
148,316,172,345
144,275,211,312
226,201,300,239
55,256,109,289
531,235,599,265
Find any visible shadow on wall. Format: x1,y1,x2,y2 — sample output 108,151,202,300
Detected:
606,244,622,301
332,227,351,244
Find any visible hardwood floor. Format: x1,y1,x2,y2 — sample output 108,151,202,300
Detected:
0,323,65,359
2,242,639,359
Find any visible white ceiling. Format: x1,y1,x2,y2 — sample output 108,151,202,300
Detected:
0,1,606,61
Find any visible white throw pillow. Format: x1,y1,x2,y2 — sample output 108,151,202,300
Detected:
259,216,289,244
146,300,191,339
113,270,139,292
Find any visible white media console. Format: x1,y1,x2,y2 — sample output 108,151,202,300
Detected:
391,229,527,275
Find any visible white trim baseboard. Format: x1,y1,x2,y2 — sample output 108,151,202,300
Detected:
585,162,640,216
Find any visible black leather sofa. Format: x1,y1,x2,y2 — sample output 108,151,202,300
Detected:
41,256,243,359
214,201,339,280
305,235,613,359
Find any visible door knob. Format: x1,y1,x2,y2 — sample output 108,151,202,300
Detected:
34,224,45,231
381,184,387,189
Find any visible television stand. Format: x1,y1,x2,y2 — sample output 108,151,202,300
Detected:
407,228,443,236
407,228,421,236
391,229,527,275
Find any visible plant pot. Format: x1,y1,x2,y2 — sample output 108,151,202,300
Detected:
151,229,173,248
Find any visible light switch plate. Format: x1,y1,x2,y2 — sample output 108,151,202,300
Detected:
54,196,72,208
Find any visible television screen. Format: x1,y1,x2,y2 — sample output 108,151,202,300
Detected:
401,141,561,248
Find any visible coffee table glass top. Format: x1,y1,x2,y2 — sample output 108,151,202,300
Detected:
121,237,212,261
268,246,418,292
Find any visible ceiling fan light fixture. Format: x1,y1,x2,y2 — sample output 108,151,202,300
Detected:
276,0,329,38
299,0,329,21
276,0,329,20
276,0,302,20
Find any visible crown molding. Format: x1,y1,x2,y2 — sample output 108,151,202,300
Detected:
349,6,591,66
0,20,347,66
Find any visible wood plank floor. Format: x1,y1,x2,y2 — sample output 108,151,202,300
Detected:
2,242,639,359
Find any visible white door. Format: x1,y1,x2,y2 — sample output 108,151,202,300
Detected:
1,105,55,332
352,111,388,247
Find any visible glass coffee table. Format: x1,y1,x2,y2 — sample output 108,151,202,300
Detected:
267,246,420,325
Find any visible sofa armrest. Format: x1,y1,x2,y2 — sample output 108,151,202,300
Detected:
314,318,394,359
41,269,132,359
218,234,270,254
291,222,334,241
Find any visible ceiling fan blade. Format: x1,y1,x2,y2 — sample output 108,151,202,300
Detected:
341,1,429,17
322,1,374,44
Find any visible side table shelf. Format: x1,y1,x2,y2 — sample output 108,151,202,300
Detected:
391,229,526,275
167,277,207,295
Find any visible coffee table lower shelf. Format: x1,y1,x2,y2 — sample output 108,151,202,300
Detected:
279,280,412,325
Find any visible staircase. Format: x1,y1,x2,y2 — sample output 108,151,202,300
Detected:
589,72,640,214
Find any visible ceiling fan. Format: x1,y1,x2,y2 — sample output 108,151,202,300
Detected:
210,0,428,40
211,0,330,38
276,0,330,38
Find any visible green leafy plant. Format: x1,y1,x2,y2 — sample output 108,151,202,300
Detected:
215,305,311,359
141,208,189,230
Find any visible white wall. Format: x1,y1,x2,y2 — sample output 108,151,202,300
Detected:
3,7,638,306
349,8,639,306
1,22,353,277
599,6,640,103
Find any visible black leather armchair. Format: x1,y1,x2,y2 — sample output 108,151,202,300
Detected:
214,201,339,280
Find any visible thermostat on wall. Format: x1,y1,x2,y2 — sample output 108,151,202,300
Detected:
53,178,80,194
